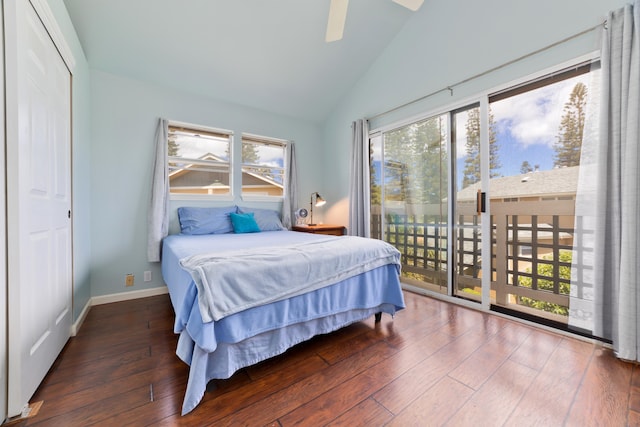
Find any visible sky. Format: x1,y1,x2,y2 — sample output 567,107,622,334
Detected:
171,133,286,185
175,134,230,160
484,70,597,178
374,67,599,191
175,135,284,168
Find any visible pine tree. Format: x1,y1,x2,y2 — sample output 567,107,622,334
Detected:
554,82,587,167
168,135,179,157
462,109,480,188
383,116,447,204
462,107,500,188
520,161,533,174
369,143,381,206
242,142,260,164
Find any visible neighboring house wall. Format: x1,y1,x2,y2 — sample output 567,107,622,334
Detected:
170,167,282,196
170,170,230,191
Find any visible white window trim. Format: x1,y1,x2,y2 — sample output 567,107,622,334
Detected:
241,194,284,202
169,120,233,138
170,194,236,202
167,120,234,200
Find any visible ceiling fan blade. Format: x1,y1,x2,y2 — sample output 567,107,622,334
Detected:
326,0,349,42
392,0,424,12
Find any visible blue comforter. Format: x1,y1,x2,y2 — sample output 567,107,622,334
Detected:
179,235,400,322
161,231,405,415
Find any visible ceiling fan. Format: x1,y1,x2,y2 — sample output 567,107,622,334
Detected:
326,0,424,42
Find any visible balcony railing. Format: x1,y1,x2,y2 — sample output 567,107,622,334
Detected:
372,199,579,322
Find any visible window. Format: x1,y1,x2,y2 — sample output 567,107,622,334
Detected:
241,133,287,198
370,114,450,293
369,57,601,329
168,123,233,197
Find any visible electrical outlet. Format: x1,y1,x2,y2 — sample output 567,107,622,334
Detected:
125,274,134,287
144,270,152,282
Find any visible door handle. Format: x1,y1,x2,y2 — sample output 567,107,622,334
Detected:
476,190,486,214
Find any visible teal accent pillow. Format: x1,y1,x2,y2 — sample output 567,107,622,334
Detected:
230,212,261,233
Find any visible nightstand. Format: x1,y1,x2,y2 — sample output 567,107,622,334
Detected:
292,224,346,236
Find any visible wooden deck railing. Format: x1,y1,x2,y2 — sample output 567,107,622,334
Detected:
491,200,575,315
372,199,577,320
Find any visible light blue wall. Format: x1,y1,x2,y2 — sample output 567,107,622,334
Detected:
89,70,323,297
47,0,92,321
56,0,630,301
322,0,627,226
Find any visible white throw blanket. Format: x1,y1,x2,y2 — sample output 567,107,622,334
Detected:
179,236,401,323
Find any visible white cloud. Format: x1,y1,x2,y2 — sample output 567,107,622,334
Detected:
178,135,228,160
252,144,285,167
491,74,591,149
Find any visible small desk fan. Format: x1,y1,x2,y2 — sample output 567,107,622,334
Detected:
295,208,309,225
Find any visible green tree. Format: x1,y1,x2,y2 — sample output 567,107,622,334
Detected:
223,141,259,164
168,134,179,156
242,142,260,165
239,142,278,183
369,143,381,206
554,82,587,167
520,160,533,174
517,250,572,315
383,116,447,205
461,107,500,188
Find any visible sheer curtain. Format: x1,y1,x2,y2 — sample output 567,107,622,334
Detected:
282,142,298,229
349,119,370,237
571,0,640,361
147,118,169,262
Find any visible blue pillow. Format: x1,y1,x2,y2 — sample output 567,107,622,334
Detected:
177,206,237,235
230,212,261,233
237,207,285,231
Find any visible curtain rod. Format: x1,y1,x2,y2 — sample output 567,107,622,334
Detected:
367,20,607,122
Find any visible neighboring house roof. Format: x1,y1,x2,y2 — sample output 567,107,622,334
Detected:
457,166,579,201
168,152,227,182
242,168,283,189
169,152,282,189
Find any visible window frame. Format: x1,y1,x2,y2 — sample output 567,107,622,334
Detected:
240,132,288,202
368,51,601,315
167,121,234,201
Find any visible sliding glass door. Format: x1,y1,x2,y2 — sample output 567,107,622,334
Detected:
370,58,601,333
487,64,597,325
371,106,487,302
370,115,450,295
451,104,485,303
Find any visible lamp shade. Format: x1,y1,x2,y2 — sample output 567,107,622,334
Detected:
309,192,327,226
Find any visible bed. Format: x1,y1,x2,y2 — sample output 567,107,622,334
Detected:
161,208,405,415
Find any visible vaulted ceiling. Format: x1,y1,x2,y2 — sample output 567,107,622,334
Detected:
63,0,419,123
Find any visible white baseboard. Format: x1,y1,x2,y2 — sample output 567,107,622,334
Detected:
71,286,169,335
91,286,169,306
70,298,91,337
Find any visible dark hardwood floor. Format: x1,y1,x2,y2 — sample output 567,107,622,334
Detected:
15,291,640,426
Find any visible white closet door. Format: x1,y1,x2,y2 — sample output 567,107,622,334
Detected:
5,0,72,417
0,3,7,423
